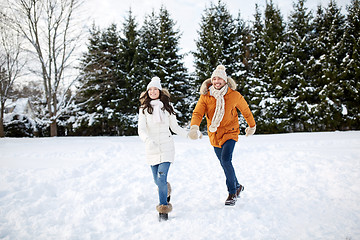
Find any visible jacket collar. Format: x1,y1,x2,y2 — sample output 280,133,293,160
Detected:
199,77,238,95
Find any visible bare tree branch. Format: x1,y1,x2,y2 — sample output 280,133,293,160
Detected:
0,10,26,137
6,0,84,136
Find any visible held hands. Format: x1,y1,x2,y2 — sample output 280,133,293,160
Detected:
188,125,202,140
245,125,256,137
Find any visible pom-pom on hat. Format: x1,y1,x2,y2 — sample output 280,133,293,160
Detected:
211,65,227,83
147,76,162,90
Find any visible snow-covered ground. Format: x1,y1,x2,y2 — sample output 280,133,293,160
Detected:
1,131,359,240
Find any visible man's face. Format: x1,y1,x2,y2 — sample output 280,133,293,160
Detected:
212,76,226,90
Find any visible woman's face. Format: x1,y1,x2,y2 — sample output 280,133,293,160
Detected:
148,87,160,100
212,76,226,90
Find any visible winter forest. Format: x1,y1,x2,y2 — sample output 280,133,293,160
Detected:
0,0,359,137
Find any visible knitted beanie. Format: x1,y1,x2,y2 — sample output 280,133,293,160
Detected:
147,77,162,90
211,65,227,83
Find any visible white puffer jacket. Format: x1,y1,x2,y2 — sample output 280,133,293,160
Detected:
138,107,188,166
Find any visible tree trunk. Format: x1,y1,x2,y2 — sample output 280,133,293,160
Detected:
0,118,4,138
0,102,4,138
50,120,57,137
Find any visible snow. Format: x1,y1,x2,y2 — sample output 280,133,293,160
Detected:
4,98,34,119
342,104,348,115
1,131,360,240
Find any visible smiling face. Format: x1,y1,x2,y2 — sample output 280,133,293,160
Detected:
148,87,160,100
212,76,227,90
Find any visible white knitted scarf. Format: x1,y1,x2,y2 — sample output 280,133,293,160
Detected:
150,99,164,123
209,85,228,132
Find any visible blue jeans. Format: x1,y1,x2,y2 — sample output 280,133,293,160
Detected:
214,139,240,194
151,162,170,205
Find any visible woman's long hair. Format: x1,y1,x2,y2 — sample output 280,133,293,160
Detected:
139,89,176,115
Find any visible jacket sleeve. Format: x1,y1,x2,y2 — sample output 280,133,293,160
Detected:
190,95,206,126
169,114,188,138
236,94,256,128
138,109,149,142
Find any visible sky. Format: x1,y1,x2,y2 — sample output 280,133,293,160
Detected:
81,0,353,71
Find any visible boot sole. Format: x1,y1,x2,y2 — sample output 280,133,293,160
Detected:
159,213,168,221
225,200,236,206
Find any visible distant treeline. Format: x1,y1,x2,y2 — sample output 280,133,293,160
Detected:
3,0,359,137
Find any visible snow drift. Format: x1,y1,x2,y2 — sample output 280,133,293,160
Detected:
1,131,359,239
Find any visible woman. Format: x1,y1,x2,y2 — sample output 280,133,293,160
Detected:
138,76,188,221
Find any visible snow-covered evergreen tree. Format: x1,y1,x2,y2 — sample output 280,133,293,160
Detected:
340,0,360,129
137,11,160,83
5,1,357,136
193,0,254,131
310,1,347,130
264,0,288,133
193,0,239,85
118,9,142,134
138,6,191,126
231,12,253,130
76,24,123,135
247,4,267,132
158,6,190,125
306,6,326,128
232,12,251,94
248,1,287,133
285,0,314,132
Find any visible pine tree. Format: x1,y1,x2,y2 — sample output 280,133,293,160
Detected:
74,24,102,135
193,0,238,85
158,6,191,124
138,10,161,82
232,12,251,94
231,12,253,130
193,0,255,131
248,1,287,133
340,0,360,129
248,4,267,130
307,5,326,119
285,0,314,132
76,24,122,135
118,9,142,134
310,0,346,130
193,2,223,84
265,0,288,133
138,7,191,125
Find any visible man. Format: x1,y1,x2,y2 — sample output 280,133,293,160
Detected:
189,65,256,206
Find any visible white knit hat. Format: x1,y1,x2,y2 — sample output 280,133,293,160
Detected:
147,76,162,90
211,65,227,83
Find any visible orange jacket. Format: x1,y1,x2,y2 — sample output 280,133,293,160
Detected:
191,78,256,148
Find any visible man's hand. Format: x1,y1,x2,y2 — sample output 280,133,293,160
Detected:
245,125,256,137
188,125,202,140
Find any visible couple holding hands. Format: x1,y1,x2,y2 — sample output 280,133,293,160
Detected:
138,65,256,221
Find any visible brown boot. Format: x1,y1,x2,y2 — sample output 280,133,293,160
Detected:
156,203,173,221
167,182,171,203
236,185,244,198
225,194,237,206
156,203,172,213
